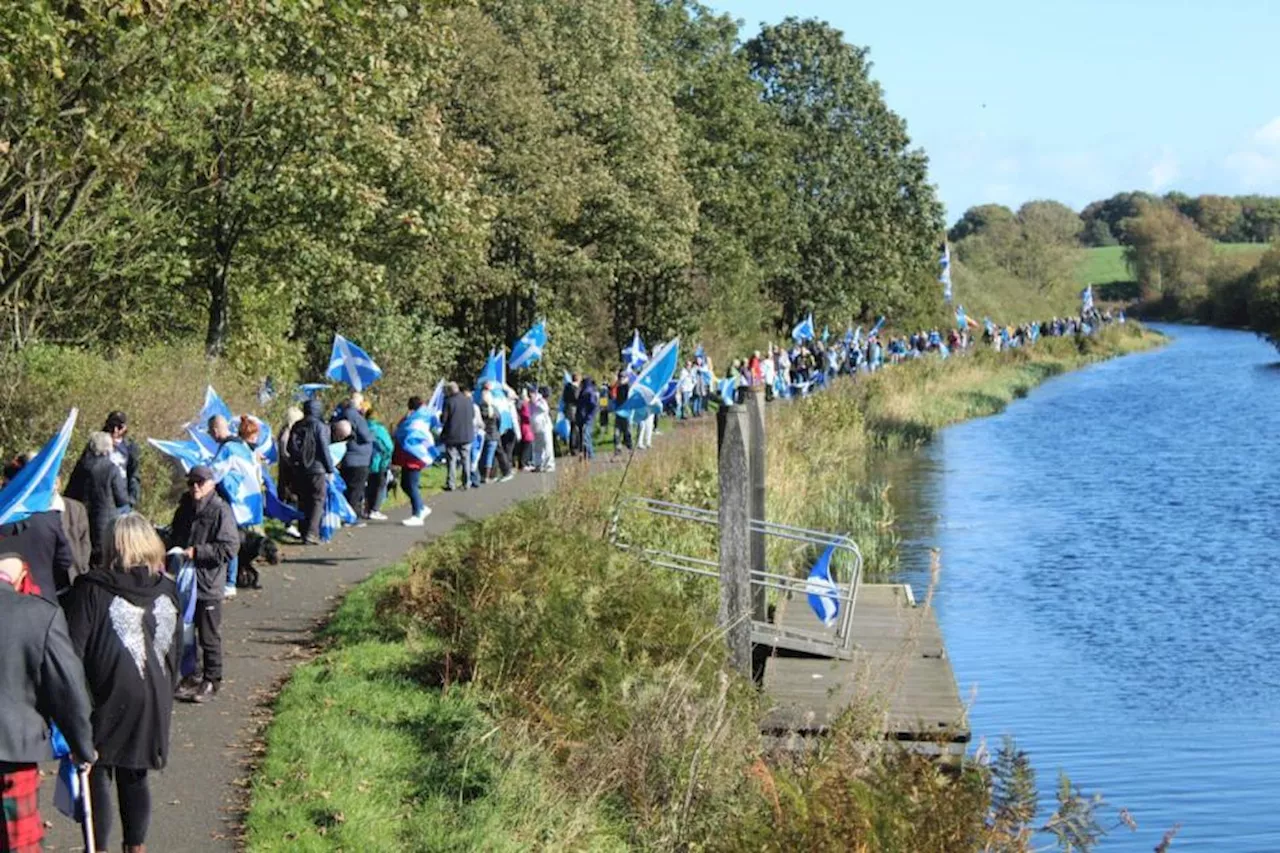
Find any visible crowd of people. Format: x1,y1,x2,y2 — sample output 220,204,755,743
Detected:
0,306,1122,852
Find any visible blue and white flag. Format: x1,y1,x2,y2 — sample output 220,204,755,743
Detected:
148,438,210,475
395,406,440,466
296,382,331,401
475,349,507,398
940,242,953,303
791,313,815,343
805,544,840,628
718,376,737,403
1081,285,1094,314
261,465,304,524
319,477,358,543
242,414,277,464
211,440,263,527
622,329,648,371
187,426,220,460
191,386,233,430
616,337,679,417
694,344,705,360
50,725,85,821
868,316,886,339
983,317,995,336
821,325,830,344
509,320,547,371
0,409,77,526
326,333,383,391
425,379,445,432
956,305,967,331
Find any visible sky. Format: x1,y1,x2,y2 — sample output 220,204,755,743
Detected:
708,0,1280,224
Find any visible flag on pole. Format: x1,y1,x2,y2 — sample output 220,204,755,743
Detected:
868,316,886,339
326,334,383,391
622,330,648,371
616,338,680,417
1081,285,1094,314
940,242,953,303
509,321,547,371
148,439,211,475
0,409,78,526
191,386,233,430
791,313,815,343
425,379,445,431
805,544,840,628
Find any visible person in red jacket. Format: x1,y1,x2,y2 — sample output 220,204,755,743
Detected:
392,396,432,527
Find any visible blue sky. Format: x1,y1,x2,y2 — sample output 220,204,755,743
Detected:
709,0,1280,224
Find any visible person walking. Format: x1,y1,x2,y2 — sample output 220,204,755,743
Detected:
439,382,475,491
0,552,96,853
334,394,374,520
64,514,181,853
575,377,599,461
67,431,130,574
275,407,304,507
479,385,513,483
286,400,333,544
563,373,581,454
611,371,632,458
530,387,555,473
167,465,237,703
364,406,394,521
391,397,433,527
517,389,535,471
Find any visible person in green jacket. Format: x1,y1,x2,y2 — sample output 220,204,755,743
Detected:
364,406,395,521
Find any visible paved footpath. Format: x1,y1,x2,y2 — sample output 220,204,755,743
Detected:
44,467,574,851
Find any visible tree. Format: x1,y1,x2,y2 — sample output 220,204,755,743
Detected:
947,204,1015,242
1122,202,1213,302
1082,219,1118,247
1080,191,1158,246
744,18,943,326
1190,195,1242,241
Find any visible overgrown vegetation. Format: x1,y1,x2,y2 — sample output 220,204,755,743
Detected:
245,325,1161,852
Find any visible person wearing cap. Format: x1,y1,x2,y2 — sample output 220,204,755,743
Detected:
103,411,142,508
0,553,96,852
166,465,237,703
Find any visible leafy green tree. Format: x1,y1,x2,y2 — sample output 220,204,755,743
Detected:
1190,195,1243,241
1122,202,1213,302
948,204,1016,243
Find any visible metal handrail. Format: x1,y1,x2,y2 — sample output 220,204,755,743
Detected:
611,496,864,652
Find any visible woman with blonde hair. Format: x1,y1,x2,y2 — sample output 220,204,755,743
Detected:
64,512,181,853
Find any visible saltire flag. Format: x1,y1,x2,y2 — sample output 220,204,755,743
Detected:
394,406,440,466
191,386,233,430
326,333,383,391
956,305,967,331
718,376,737,403
622,329,648,371
165,549,199,678
509,320,547,370
616,337,679,417
791,313,815,343
148,439,210,474
940,242,953,303
262,465,304,524
805,544,840,627
773,373,791,399
474,349,507,401
425,379,445,432
186,426,219,461
211,440,263,526
659,378,679,405
319,443,356,542
1081,285,1094,314
53,757,84,822
0,409,77,526
868,316,886,339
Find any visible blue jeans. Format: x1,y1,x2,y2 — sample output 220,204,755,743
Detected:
227,554,237,588
400,467,423,516
582,425,595,459
482,437,498,478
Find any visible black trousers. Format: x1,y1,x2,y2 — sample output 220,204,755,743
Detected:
88,766,150,849
341,465,369,517
294,471,327,541
195,597,223,683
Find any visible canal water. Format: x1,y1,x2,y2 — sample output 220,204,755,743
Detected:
887,325,1280,851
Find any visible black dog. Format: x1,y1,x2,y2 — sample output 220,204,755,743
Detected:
237,531,281,589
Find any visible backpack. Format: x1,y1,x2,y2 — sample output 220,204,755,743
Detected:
287,421,317,470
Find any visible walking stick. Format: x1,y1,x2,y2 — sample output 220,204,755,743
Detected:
78,764,96,853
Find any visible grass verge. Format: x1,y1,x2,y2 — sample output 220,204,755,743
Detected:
245,324,1164,852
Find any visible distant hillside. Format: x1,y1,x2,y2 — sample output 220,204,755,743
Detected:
1073,243,1269,301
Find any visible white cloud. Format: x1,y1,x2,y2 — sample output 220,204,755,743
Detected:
1148,148,1179,191
1253,116,1280,147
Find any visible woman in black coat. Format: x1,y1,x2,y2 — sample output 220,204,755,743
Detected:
66,431,129,570
64,512,181,853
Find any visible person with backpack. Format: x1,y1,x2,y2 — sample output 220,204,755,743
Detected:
64,513,181,853
364,406,394,521
332,394,374,521
286,400,333,544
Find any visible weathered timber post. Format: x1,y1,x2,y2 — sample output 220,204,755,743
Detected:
744,385,768,624
717,401,754,679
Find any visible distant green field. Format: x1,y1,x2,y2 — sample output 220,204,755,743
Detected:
1073,243,1268,288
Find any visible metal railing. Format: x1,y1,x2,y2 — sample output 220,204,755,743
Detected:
611,496,863,659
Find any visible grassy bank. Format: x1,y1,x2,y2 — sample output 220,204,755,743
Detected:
244,324,1162,852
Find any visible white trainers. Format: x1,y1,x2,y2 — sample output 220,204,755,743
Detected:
499,473,515,483
417,506,433,519
223,585,237,599
402,515,424,527
285,524,301,539
368,511,388,521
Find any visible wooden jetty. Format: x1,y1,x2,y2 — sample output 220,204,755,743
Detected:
759,583,969,757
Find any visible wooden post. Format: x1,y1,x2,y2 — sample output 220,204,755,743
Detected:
717,401,754,679
744,385,767,623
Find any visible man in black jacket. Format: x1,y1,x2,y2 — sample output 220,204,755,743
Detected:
286,399,333,544
168,465,238,703
439,382,476,491
0,553,96,851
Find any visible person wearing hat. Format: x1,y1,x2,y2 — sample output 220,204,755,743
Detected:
103,411,142,508
0,553,96,852
166,465,237,703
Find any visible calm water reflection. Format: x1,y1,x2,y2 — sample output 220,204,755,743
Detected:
885,325,1280,851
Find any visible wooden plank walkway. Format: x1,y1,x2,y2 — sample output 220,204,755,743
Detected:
760,584,968,749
